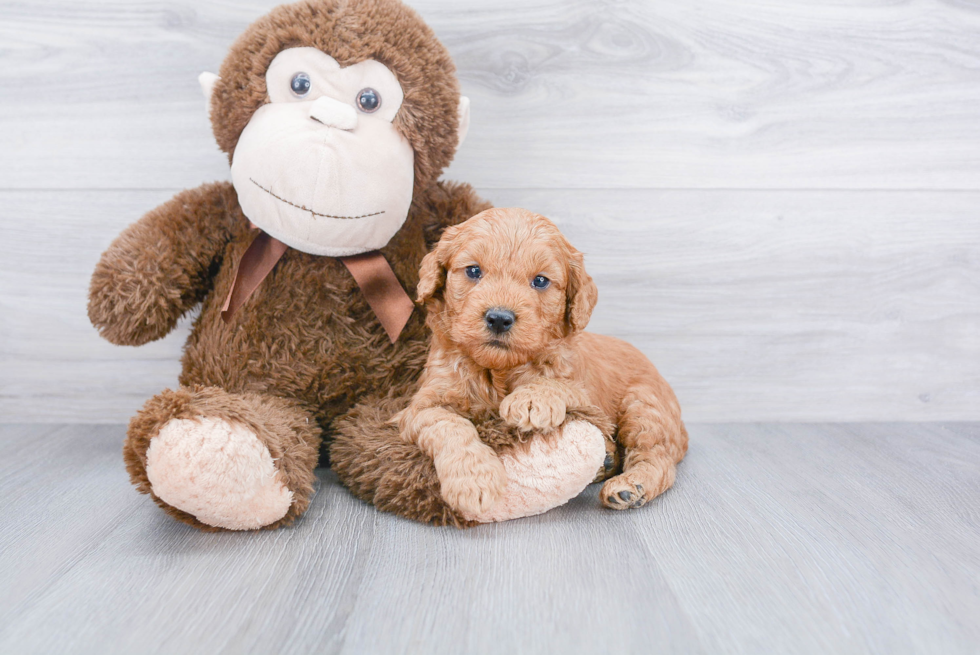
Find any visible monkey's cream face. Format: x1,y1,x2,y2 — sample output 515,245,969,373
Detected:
228,47,415,257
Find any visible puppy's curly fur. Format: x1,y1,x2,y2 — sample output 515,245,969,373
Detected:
399,208,689,514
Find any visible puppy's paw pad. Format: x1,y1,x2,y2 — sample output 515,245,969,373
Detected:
601,476,648,510
593,445,619,483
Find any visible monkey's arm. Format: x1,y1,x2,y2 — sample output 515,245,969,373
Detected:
421,180,493,249
88,181,240,346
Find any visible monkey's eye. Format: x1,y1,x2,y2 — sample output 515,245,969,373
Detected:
531,275,550,290
290,72,311,97
356,87,381,113
464,265,482,280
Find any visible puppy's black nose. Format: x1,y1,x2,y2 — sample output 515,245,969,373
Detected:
484,308,516,335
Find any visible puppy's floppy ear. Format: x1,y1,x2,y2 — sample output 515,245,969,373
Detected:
417,225,459,305
565,249,598,333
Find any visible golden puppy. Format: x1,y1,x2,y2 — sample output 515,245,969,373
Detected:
398,207,688,516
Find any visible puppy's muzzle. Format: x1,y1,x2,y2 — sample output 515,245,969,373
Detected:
484,307,516,335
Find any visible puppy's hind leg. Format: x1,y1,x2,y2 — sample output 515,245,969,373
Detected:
601,387,688,510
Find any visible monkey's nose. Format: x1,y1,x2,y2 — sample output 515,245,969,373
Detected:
484,308,516,335
309,96,357,131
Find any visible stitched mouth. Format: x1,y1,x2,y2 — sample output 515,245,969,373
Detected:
250,178,385,220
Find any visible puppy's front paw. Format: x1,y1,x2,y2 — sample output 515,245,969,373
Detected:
500,386,567,432
435,445,507,516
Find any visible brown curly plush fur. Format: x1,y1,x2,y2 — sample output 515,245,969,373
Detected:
124,385,321,531
88,0,491,529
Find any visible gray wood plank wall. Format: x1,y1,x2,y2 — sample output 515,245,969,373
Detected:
1,0,978,422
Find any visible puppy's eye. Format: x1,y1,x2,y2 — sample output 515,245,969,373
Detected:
531,275,550,290
290,72,311,97
356,87,381,113
465,265,482,280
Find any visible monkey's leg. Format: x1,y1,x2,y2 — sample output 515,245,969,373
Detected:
330,396,606,526
124,386,321,531
601,387,688,510
329,396,469,527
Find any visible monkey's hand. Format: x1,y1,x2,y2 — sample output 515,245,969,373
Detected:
88,182,238,346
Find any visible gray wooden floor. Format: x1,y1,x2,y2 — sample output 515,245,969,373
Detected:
1,423,977,655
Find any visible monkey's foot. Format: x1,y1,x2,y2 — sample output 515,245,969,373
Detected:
145,417,293,530
465,420,606,523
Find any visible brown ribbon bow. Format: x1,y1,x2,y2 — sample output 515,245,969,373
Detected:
221,230,415,344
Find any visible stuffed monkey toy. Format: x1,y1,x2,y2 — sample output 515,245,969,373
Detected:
89,0,606,531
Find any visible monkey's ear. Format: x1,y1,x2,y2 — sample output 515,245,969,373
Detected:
417,226,459,305
198,72,220,115
457,96,471,148
565,251,598,334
